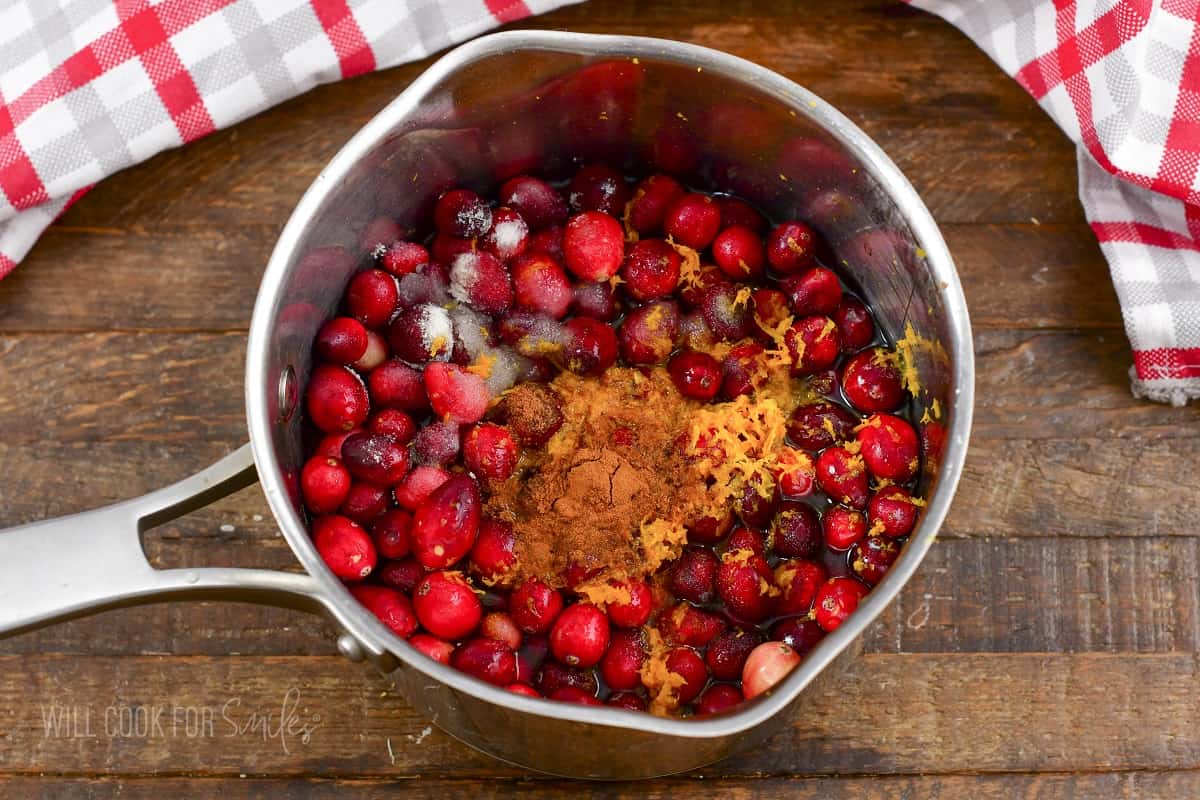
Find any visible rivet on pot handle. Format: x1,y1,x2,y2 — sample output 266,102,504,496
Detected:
0,444,372,658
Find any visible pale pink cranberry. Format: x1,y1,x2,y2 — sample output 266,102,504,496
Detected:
770,502,821,558
600,628,646,690
665,193,721,248
435,188,492,238
833,295,875,351
480,207,529,262
815,446,870,508
414,571,483,640
499,175,568,230
409,632,454,664
567,163,630,216
665,647,708,704
350,584,417,639
550,604,610,668
814,576,869,632
381,241,429,277
300,456,351,514
462,423,519,484
367,359,429,413
668,350,722,401
563,211,625,282
712,225,765,281
411,474,481,569
856,413,920,482
315,317,368,363
766,220,817,274
346,269,399,329
563,317,618,376
781,266,842,316
352,330,388,371
306,364,369,433
784,315,841,375
340,431,410,485
869,485,919,538
452,638,518,686
314,515,377,580
621,238,681,301
394,465,450,510
370,508,412,560
742,642,801,699
625,174,685,234
705,628,766,681
774,559,828,615
511,579,564,634
619,300,680,365
424,362,490,424
841,347,906,412
511,252,573,318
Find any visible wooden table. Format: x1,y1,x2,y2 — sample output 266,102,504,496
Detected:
2,1,1198,796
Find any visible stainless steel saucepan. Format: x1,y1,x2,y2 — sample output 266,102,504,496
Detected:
0,31,973,779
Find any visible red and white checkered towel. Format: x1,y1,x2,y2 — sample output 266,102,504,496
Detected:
1,2,1197,404
912,0,1200,404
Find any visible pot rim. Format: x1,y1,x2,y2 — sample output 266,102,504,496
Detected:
245,29,975,739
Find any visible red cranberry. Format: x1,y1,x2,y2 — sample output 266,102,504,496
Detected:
395,464,451,510
346,269,399,329
431,233,475,265
679,264,730,309
516,634,549,683
306,364,369,433
313,515,377,580
367,359,429,413
381,241,429,277
338,481,389,524
784,316,841,375
568,163,630,216
667,547,719,604
301,456,351,514
367,409,415,444
696,684,744,715
563,211,625,282
685,507,734,544
734,473,779,529
507,682,541,698
842,348,906,412
852,535,900,586
766,220,817,274
749,288,792,342
387,304,453,364
370,509,412,560
469,517,516,581
462,423,519,484
550,686,603,705
511,579,564,634
857,413,920,482
315,317,368,364
668,351,722,401
716,197,766,232
782,267,842,316
424,362,490,424
606,579,654,628
341,432,410,485
700,283,753,341
607,691,647,711
435,188,492,238
814,576,869,632
619,300,680,365
720,341,766,399
376,557,424,593
600,628,646,690
705,628,766,681
499,175,568,230
550,604,610,668
726,526,766,558
511,252,573,319
815,446,870,508
869,485,920,538
660,603,726,648
449,251,513,315
563,316,618,376
414,570,483,640
775,559,828,615
481,207,529,262
350,584,417,639
452,637,518,686
786,401,858,452
716,548,777,622
490,383,564,447
712,225,766,281
772,446,816,497
625,174,685,234
314,430,358,459
833,296,875,352
771,616,825,655
411,474,481,569
536,661,598,697
665,193,721,249
527,224,565,261
742,641,801,699
769,502,821,558
621,238,681,301
409,632,454,664
665,647,707,704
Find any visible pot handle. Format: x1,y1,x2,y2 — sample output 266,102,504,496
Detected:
0,445,378,660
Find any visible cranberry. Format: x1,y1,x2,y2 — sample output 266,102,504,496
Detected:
766,221,816,274
338,482,388,524
720,342,766,399
516,634,548,683
435,188,492,238
563,316,618,376
842,348,906,413
600,628,646,690
775,559,828,615
511,579,564,634
700,283,753,341
619,300,680,365
716,548,777,622
315,317,368,363
550,603,610,668
665,547,717,604
381,241,429,277
346,269,399,329
409,632,454,664
742,642,801,699
341,432,410,485
665,193,721,248
462,423,519,484
705,628,766,681
679,264,730,310
452,637,518,685
784,316,841,375
734,473,779,528
666,647,707,704
659,602,726,648
313,430,358,459
527,224,565,261
511,252,573,319
771,617,825,655
621,238,681,301
353,330,389,372
607,691,647,711
712,225,766,281
550,686,603,705
749,288,791,341
857,413,920,482
815,446,870,508
412,421,463,466
431,233,475,265
313,515,377,580
786,401,858,452
814,576,869,632
370,509,412,560
481,207,529,262
833,296,875,352
668,351,722,401
869,485,919,538
772,447,816,497
414,571,483,640
568,163,630,216
535,661,598,697
570,281,618,324
726,526,767,558
696,684,744,715
490,383,564,447
852,535,900,586
769,502,821,558
306,364,369,433
449,251,513,315
506,682,541,698
386,304,453,364
376,557,424,593
367,409,415,444
300,456,351,514
717,197,766,232
499,176,568,230
411,474,481,569
606,579,654,628
350,584,417,639
469,517,516,581
563,211,625,282
625,174,685,234
686,507,734,544
367,359,429,413
424,362,490,424
395,464,451,510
